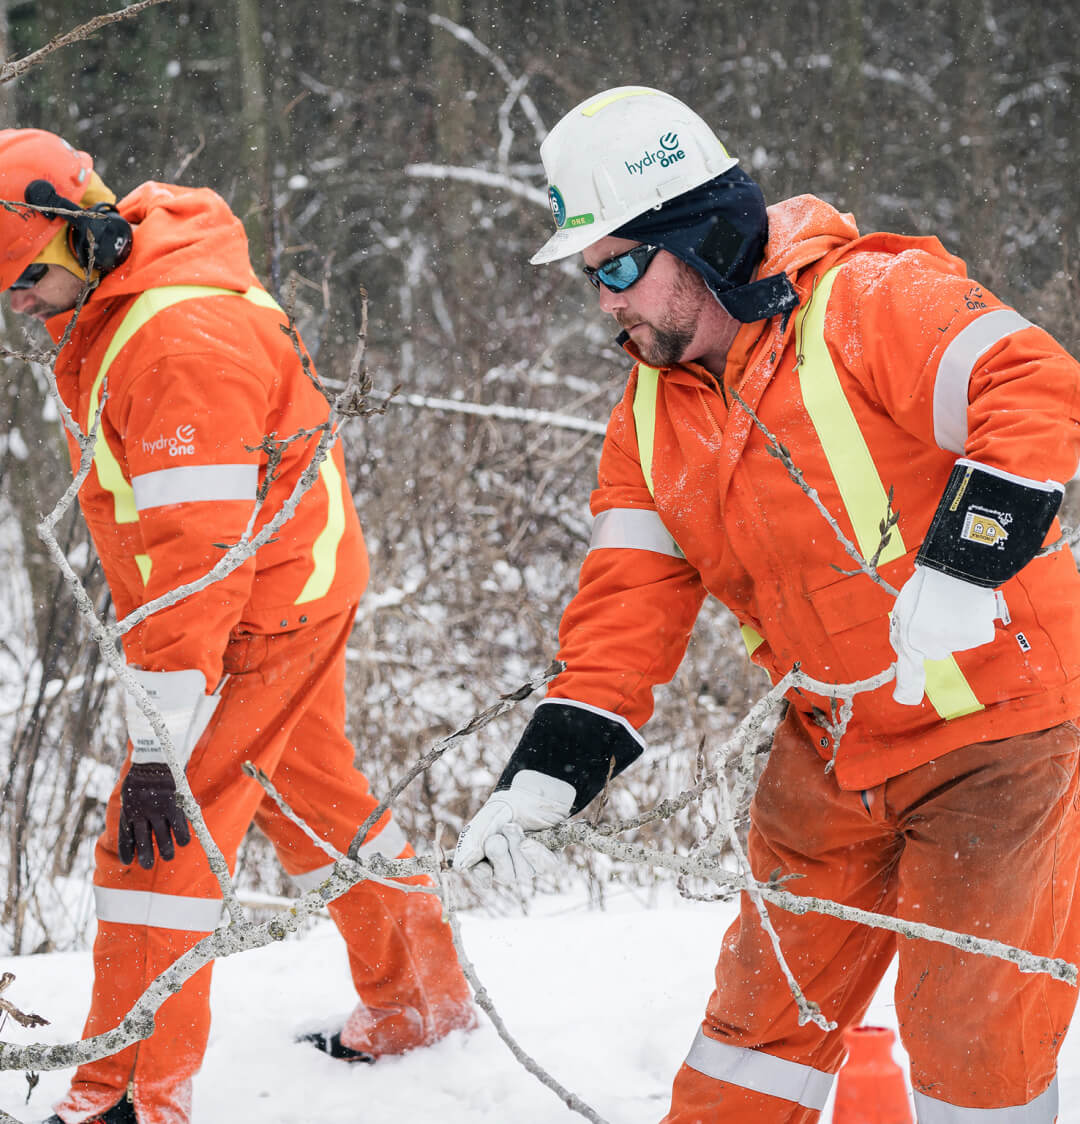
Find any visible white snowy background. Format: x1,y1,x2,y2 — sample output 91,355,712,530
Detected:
3,883,1080,1123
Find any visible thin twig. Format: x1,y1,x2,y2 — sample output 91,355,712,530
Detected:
711,773,835,1030
350,661,562,858
240,762,435,897
0,0,175,84
729,386,898,595
441,876,608,1124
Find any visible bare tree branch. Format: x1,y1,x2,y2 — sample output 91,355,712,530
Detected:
533,821,1077,984
0,0,175,85
404,163,548,208
350,661,563,858
712,772,836,1031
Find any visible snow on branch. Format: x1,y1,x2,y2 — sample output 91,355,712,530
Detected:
385,389,607,437
401,3,548,153
534,818,1076,985
404,163,548,209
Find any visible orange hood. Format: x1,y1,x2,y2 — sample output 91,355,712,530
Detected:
46,182,260,339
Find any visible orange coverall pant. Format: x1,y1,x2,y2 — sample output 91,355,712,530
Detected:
55,607,471,1124
664,708,1080,1123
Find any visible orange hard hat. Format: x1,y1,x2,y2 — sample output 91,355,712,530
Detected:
0,128,94,291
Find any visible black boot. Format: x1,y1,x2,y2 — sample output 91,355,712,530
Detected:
298,1028,376,1063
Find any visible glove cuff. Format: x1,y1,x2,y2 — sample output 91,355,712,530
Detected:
917,458,1063,588
123,668,219,765
495,699,645,815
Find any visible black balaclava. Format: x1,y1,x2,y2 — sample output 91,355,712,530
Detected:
613,166,797,324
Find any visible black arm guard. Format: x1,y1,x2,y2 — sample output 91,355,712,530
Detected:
917,459,1064,588
495,701,644,816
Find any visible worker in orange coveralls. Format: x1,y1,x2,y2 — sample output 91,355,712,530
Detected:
0,129,473,1124
456,87,1080,1123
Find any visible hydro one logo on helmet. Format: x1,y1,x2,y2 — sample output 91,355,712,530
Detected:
547,182,594,230
548,185,567,228
624,131,686,176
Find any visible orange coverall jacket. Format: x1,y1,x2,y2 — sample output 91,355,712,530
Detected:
549,194,1080,789
46,181,367,684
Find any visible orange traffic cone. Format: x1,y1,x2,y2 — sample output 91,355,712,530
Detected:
832,1025,913,1124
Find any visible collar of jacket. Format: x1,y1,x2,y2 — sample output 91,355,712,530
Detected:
617,333,731,396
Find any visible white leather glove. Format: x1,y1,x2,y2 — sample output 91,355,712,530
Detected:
123,667,221,765
454,769,575,886
890,565,1008,706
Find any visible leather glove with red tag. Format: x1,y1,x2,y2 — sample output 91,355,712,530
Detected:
118,762,191,869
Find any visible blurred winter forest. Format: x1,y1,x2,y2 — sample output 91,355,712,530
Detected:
0,0,1078,956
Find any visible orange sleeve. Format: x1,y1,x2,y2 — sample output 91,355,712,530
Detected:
547,381,707,728
830,248,1080,485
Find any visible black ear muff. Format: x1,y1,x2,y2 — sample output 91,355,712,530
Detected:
24,178,132,275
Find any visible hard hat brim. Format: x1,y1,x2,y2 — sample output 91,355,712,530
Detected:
529,214,632,266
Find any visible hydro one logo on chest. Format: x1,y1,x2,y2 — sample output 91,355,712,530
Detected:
142,423,196,457
625,131,686,175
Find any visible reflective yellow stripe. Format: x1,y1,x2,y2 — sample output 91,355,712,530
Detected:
87,285,283,585
294,450,346,604
796,268,905,567
582,87,659,117
633,364,660,495
741,625,765,656
796,267,982,721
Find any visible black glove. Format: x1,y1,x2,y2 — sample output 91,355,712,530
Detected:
118,762,191,869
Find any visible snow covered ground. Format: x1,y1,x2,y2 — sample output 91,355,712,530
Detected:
2,885,1080,1123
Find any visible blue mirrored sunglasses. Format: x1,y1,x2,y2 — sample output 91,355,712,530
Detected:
582,243,661,293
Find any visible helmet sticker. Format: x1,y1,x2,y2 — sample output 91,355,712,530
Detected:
548,185,567,228
548,184,594,231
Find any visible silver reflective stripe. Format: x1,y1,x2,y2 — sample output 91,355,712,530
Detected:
913,1077,1057,1122
684,1028,833,1110
290,818,410,892
132,464,259,511
94,885,223,931
589,507,684,558
932,309,1033,453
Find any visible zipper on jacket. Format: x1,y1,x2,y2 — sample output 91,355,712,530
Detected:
696,386,725,444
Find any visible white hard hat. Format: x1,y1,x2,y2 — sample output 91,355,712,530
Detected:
531,86,739,265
